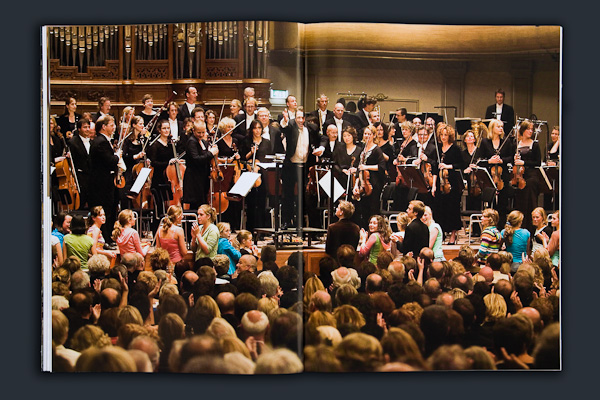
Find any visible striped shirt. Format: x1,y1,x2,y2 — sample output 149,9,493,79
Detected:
477,226,501,261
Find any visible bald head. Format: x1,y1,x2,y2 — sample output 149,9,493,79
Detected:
237,254,257,273
388,261,405,282
216,291,235,314
478,267,494,284
309,290,332,312
241,310,269,337
181,270,199,292
436,292,454,309
100,288,120,310
518,307,543,332
366,273,383,294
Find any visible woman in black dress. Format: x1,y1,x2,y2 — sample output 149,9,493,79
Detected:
432,123,463,245
375,122,396,184
480,119,515,229
352,125,386,229
333,126,362,197
512,120,541,231
56,97,82,140
121,116,148,204
216,117,242,230
147,120,176,219
243,119,273,232
393,121,419,212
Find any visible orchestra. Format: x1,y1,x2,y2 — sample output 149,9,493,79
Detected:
48,89,559,247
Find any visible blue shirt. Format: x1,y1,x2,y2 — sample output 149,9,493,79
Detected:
217,237,241,275
501,228,530,263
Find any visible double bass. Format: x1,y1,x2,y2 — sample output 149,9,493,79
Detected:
55,133,81,210
165,137,186,206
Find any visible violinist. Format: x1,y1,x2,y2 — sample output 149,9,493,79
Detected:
393,121,418,211
432,123,462,245
332,126,361,193
205,109,218,137
216,116,242,230
89,115,122,244
56,97,82,140
233,97,258,144
243,120,273,232
512,120,542,230
461,130,484,221
480,119,514,229
147,120,177,218
413,126,438,207
544,126,560,210
352,125,386,229
257,107,284,154
374,122,396,183
122,116,147,198
183,121,218,211
138,94,158,138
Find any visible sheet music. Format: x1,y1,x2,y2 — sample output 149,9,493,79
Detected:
130,167,152,194
229,172,261,197
318,171,345,202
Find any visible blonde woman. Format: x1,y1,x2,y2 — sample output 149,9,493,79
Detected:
191,204,219,261
421,206,445,261
501,210,530,274
156,205,187,265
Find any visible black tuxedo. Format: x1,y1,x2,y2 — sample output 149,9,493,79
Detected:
178,102,198,122
353,109,371,136
395,218,430,257
485,103,515,131
233,113,257,144
322,137,343,160
182,135,212,210
323,117,352,141
325,218,360,258
68,133,92,208
309,109,334,134
262,122,284,154
89,133,120,241
280,119,323,227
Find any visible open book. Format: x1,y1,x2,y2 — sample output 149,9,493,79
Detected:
41,20,561,373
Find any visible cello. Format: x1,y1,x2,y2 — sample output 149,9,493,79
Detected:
55,133,81,210
165,137,186,206
114,108,134,189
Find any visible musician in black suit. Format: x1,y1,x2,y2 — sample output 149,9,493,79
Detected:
322,124,343,160
323,102,352,142
309,94,334,135
280,106,326,229
233,97,258,144
391,200,429,258
182,121,218,211
162,101,185,153
485,88,515,132
277,95,298,123
89,116,122,243
257,107,284,154
325,200,360,258
68,118,93,209
92,97,114,123
352,96,377,139
414,125,439,207
178,85,199,122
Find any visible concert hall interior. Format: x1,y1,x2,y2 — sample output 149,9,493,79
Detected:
43,21,561,372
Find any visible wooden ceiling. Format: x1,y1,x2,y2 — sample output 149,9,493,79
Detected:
292,23,560,59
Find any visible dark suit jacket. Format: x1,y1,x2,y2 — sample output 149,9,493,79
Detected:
323,117,352,140
233,113,257,144
325,218,360,258
353,109,371,135
309,109,334,133
485,104,515,131
182,135,212,205
281,120,322,167
92,112,115,123
322,137,343,160
178,102,198,122
68,134,91,176
89,133,119,206
264,122,285,154
395,218,430,257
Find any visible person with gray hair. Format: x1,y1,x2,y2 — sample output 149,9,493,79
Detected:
388,260,405,283
254,348,303,374
241,310,270,360
70,269,90,291
128,335,160,372
257,270,280,298
331,266,361,290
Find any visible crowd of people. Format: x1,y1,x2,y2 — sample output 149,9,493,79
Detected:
48,87,560,372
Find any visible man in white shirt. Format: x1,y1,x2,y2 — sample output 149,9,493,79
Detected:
68,118,93,209
234,97,258,143
323,103,351,142
485,88,515,131
277,95,298,123
279,106,325,229
309,94,333,134
93,97,113,122
178,85,199,122
257,107,284,153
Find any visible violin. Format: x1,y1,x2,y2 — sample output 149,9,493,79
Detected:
395,139,409,186
55,134,81,210
511,147,526,189
469,170,482,196
439,152,452,195
352,150,373,200
232,143,243,184
208,143,229,215
420,161,434,189
114,109,134,189
165,137,186,206
131,135,154,210
248,143,262,188
490,165,504,191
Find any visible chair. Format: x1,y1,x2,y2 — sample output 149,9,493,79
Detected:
181,212,198,248
380,182,400,217
388,213,399,231
461,186,496,243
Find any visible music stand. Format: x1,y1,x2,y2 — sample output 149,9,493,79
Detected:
229,171,261,230
397,164,429,194
472,166,497,191
541,165,559,211
455,117,481,137
128,167,153,234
